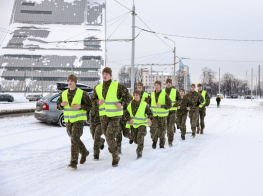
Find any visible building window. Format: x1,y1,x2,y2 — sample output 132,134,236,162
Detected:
20,10,52,15
22,2,35,6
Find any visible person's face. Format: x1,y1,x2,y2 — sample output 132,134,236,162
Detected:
191,86,195,92
137,84,143,91
198,86,202,91
154,83,161,91
134,93,140,101
180,90,185,96
166,82,172,88
67,79,76,88
102,72,111,81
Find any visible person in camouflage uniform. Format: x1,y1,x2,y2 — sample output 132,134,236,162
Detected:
148,81,172,148
186,84,204,138
92,67,132,167
57,74,92,169
88,85,105,160
177,88,192,140
125,90,153,159
164,79,180,147
116,114,131,154
196,83,210,134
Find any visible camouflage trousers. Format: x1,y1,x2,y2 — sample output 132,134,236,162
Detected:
189,108,199,133
151,116,167,147
166,110,176,143
197,108,206,129
66,121,89,164
100,116,120,158
116,121,131,148
177,112,188,136
90,122,105,156
131,126,147,155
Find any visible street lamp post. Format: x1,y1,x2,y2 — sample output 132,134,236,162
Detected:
164,37,176,86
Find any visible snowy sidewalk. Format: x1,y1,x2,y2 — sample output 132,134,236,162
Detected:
0,99,263,196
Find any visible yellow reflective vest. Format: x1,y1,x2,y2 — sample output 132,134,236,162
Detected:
162,88,177,111
62,88,87,123
198,90,207,108
96,81,123,117
150,91,169,117
126,101,148,129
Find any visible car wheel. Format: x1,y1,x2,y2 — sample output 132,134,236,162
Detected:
58,114,66,127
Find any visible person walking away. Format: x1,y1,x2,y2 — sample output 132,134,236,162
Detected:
148,81,172,149
196,83,210,134
88,85,105,161
162,79,179,147
57,74,92,170
125,90,153,159
186,84,204,138
177,88,192,140
92,67,131,167
216,96,221,108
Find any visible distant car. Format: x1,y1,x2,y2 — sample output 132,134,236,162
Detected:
57,82,93,92
0,94,14,102
34,92,92,127
246,95,255,99
26,95,33,99
29,94,43,102
231,94,238,99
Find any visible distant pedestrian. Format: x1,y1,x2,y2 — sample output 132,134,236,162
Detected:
216,96,221,108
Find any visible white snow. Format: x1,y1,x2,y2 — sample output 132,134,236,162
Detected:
0,99,263,196
1,62,8,67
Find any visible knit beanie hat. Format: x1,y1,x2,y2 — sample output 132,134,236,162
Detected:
102,67,112,76
67,74,77,84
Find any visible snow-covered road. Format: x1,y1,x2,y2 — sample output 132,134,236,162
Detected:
0,99,263,196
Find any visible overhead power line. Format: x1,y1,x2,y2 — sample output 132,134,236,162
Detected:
177,56,263,63
136,26,263,42
114,0,132,11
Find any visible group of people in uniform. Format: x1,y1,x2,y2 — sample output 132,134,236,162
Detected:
57,67,210,170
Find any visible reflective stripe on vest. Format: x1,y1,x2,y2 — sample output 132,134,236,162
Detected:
96,81,123,117
62,88,87,123
150,91,169,117
126,101,148,129
132,91,148,103
198,90,206,108
162,88,177,111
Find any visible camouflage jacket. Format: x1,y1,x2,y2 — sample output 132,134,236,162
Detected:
139,90,150,102
88,91,100,125
198,90,210,109
165,87,180,106
125,100,153,121
57,88,92,122
185,91,204,111
148,90,172,110
92,79,132,120
177,95,192,115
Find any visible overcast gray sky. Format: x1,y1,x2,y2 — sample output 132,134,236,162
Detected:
1,0,263,85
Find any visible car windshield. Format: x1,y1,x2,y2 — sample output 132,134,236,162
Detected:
40,93,54,101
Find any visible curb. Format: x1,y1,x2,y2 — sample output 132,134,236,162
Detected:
0,109,35,116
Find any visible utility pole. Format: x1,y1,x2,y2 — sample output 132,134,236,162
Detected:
219,67,220,95
151,65,153,92
130,1,135,95
251,68,253,101
259,65,261,98
164,36,176,87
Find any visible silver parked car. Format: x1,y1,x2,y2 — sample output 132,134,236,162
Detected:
34,92,92,127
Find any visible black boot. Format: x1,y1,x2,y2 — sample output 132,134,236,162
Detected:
192,133,196,138
80,151,89,164
100,139,105,150
181,135,185,140
67,162,77,169
112,156,120,167
160,146,165,149
152,142,157,149
129,139,133,144
137,153,142,160
94,154,99,161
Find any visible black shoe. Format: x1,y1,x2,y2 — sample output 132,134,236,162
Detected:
100,139,105,150
137,153,142,160
160,146,165,149
152,142,157,149
94,155,99,161
181,135,185,140
129,139,133,144
67,162,77,170
80,151,89,164
112,156,120,167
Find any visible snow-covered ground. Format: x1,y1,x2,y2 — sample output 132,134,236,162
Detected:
0,99,263,196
